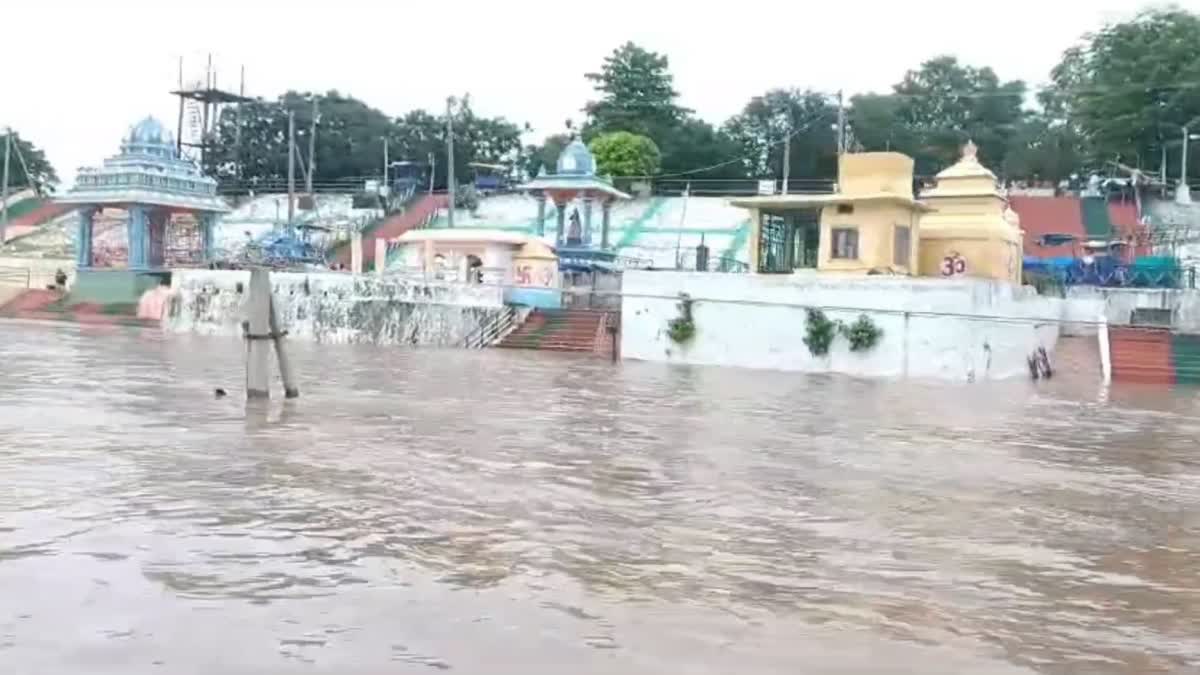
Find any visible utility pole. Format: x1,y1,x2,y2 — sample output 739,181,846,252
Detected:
286,111,296,231
1,128,11,243
428,152,436,194
306,97,318,196
382,137,389,202
782,118,791,196
1178,125,1194,204
446,97,456,228
836,89,846,155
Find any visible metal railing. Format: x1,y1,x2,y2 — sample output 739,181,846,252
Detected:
463,305,519,348
675,248,751,273
215,177,849,199
1024,263,1197,291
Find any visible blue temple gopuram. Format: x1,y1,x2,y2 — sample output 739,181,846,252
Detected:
518,138,631,270
57,116,228,303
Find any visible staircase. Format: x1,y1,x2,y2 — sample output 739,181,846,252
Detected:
497,308,611,354
2,201,75,243
333,193,448,269
1171,333,1200,385
1109,327,1174,385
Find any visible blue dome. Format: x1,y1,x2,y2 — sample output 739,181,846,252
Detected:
556,139,596,176
122,116,177,159
129,117,170,145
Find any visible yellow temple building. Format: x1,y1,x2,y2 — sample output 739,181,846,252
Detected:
729,143,1023,283
917,141,1023,284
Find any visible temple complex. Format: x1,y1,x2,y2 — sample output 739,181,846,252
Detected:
728,144,1023,282
57,117,227,303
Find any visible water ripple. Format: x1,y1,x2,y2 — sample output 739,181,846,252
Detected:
1,322,1198,673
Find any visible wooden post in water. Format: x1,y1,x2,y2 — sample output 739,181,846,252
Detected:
244,268,299,399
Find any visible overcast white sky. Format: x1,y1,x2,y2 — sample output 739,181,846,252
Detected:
0,0,1188,183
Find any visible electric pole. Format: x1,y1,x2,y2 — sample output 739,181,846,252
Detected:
446,97,456,228
839,89,847,154
782,117,791,196
286,111,296,231
306,97,318,196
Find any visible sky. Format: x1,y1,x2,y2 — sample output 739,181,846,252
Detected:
0,0,1188,185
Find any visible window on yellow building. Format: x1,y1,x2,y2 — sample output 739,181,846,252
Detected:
831,228,859,259
893,225,911,267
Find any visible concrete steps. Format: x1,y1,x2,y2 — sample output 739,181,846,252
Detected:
1053,336,1101,380
497,309,609,353
334,193,448,268
1110,327,1174,385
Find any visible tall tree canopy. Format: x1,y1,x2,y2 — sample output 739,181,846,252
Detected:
206,91,523,189
583,42,689,140
850,56,1025,175
1050,7,1200,172
1,130,58,193
723,89,838,180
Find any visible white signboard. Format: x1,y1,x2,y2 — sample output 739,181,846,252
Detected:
757,180,776,196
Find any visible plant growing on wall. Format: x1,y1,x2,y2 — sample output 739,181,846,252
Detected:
667,293,696,344
803,308,837,356
839,314,883,352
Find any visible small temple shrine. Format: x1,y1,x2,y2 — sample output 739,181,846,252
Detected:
517,138,631,270
728,143,1024,283
917,141,1023,283
57,116,228,303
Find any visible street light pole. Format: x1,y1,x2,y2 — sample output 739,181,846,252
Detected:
446,97,456,228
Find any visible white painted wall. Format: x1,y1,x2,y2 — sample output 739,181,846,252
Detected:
1064,286,1200,332
620,271,1065,382
165,269,505,346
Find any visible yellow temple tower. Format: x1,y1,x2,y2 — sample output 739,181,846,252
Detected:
917,141,1023,283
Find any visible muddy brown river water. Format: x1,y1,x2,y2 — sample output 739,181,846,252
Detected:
1,321,1198,674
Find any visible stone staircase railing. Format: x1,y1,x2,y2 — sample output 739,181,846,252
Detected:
463,305,523,349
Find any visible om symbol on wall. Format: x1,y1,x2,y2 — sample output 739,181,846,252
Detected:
940,252,967,277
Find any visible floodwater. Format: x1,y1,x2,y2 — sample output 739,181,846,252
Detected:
1,322,1199,675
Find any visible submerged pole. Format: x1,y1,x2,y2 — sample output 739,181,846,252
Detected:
244,268,300,399
245,268,273,398
269,292,299,399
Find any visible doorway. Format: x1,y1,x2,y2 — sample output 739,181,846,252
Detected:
758,210,820,273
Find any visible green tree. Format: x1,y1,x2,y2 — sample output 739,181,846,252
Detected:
524,133,570,177
890,56,1026,174
1002,114,1083,186
847,93,917,156
657,117,746,179
722,89,838,180
1,130,58,193
583,42,689,140
206,91,523,190
589,131,661,177
1050,8,1200,172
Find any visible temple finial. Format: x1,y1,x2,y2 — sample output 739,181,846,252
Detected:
962,139,978,160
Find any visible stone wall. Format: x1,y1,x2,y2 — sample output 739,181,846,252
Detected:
165,270,506,346
620,271,1065,382
1065,286,1200,333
